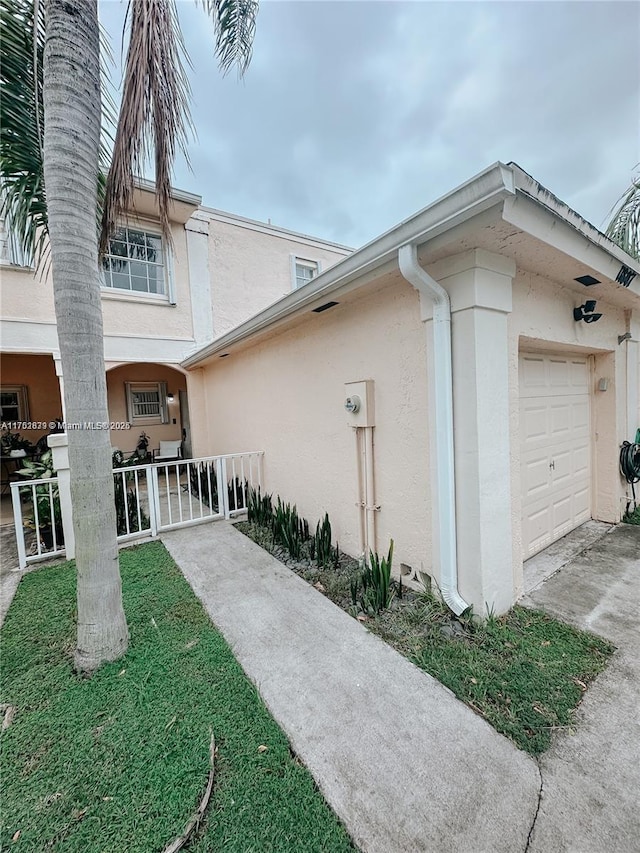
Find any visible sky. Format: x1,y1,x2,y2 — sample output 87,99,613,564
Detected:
98,0,640,249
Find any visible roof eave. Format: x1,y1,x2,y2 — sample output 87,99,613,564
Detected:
182,161,516,368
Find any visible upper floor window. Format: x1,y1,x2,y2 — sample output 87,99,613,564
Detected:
102,227,166,296
293,258,320,289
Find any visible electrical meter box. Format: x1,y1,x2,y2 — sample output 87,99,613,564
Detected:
344,380,375,427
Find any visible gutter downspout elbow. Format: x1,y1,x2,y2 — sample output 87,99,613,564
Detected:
398,243,468,616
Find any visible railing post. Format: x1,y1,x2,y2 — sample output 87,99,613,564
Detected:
220,457,230,519
47,433,74,560
149,465,162,534
10,484,28,570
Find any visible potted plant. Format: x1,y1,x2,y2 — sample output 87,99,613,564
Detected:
1,429,33,458
135,431,150,461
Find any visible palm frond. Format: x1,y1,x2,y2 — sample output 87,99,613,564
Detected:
0,0,47,267
199,0,258,76
100,0,192,254
606,177,640,261
0,0,119,269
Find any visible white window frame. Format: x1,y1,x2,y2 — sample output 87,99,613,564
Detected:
125,382,169,425
0,385,29,422
290,255,321,290
102,224,176,304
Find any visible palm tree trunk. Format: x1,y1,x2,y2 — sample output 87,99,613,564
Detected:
43,0,128,672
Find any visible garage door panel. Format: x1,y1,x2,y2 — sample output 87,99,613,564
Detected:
571,400,589,431
521,356,546,391
522,403,549,442
550,404,572,439
552,496,572,535
572,447,589,478
524,505,553,554
522,457,551,498
552,451,573,487
570,360,589,388
520,353,591,559
549,359,570,387
574,487,590,518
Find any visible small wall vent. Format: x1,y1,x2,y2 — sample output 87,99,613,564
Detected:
312,301,339,313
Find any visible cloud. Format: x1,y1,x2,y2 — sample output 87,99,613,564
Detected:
98,0,639,247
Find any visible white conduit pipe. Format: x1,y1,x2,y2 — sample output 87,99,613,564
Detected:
398,243,468,615
364,425,376,559
354,426,366,559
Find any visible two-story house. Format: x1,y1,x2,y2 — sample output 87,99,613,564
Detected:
0,180,352,457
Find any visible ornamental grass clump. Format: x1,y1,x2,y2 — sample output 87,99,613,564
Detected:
314,513,333,567
272,497,309,561
351,540,395,616
247,486,273,527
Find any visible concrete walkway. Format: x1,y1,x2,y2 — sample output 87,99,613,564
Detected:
162,523,540,853
522,524,640,853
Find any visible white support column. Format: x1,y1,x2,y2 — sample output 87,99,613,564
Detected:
47,433,75,560
186,215,214,346
423,249,516,615
53,353,66,422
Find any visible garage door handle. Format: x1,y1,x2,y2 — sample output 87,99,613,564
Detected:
549,460,555,470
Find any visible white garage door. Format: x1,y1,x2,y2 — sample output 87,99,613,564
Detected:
520,353,591,558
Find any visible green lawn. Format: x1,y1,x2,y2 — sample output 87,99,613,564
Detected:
0,542,354,852
371,597,614,755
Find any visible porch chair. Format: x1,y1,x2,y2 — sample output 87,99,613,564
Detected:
153,440,183,462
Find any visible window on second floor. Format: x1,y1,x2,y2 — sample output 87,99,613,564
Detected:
293,258,320,289
102,227,166,296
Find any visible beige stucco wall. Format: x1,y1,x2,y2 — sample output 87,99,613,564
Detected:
106,363,187,454
0,220,194,343
0,264,58,326
0,354,62,444
101,219,194,341
197,273,433,578
207,218,351,338
196,253,637,611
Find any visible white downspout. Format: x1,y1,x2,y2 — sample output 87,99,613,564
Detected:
398,243,468,615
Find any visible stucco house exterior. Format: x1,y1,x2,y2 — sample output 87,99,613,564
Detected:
181,162,640,616
0,180,351,457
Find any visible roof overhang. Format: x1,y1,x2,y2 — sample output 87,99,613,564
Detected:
130,179,201,225
182,162,640,370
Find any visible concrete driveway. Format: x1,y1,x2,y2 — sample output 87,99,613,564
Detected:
522,524,640,853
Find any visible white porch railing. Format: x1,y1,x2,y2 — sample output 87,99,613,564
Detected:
10,477,66,568
10,450,264,569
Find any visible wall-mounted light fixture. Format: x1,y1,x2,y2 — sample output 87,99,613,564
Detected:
167,392,175,403
573,300,602,324
618,332,632,345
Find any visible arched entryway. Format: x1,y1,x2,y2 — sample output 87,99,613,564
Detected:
105,363,192,459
